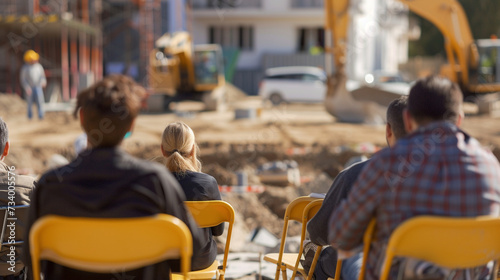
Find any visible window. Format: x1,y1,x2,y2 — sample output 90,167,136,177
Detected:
302,74,323,82
298,27,325,53
267,73,323,81
267,74,303,80
192,0,261,9
209,25,254,51
291,0,324,8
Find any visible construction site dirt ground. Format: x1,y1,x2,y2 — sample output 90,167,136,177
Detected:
3,93,500,278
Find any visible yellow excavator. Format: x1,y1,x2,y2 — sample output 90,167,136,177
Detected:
324,0,500,123
148,32,226,111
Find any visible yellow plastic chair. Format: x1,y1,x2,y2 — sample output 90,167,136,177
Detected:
263,196,319,280
175,200,235,280
29,214,192,280
358,218,376,280
323,218,376,280
380,216,500,280
291,199,323,280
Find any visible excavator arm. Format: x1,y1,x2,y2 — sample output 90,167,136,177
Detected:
398,0,478,88
324,0,484,95
324,0,350,76
322,0,497,123
323,0,397,124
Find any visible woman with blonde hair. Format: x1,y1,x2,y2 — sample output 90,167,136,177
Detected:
161,121,224,271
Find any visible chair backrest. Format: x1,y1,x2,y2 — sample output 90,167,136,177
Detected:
184,200,235,272
293,199,323,280
29,214,192,280
286,197,318,224
274,196,318,280
380,215,500,280
0,205,30,250
358,218,376,280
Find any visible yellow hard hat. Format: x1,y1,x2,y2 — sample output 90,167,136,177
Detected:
24,50,39,62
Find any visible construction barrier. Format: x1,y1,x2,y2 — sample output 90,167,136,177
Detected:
219,185,265,193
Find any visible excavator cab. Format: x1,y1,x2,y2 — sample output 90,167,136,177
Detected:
474,39,500,85
193,44,225,92
148,32,225,101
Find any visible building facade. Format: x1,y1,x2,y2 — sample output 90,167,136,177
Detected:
191,0,410,94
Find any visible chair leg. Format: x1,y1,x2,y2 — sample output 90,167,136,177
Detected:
280,264,287,280
307,246,323,280
274,266,281,280
334,260,343,280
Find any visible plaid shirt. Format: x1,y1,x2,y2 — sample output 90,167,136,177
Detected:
328,121,500,280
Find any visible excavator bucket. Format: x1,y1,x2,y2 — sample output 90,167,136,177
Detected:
324,72,407,125
351,85,408,108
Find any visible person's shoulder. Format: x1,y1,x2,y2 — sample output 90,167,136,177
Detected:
0,170,35,190
466,136,500,164
189,171,216,180
182,171,218,185
13,174,36,190
335,159,370,182
365,145,395,165
344,159,370,173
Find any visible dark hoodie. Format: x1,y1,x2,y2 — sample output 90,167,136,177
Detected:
23,147,203,280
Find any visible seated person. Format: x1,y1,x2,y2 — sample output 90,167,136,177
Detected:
329,76,500,279
161,122,224,271
0,118,36,280
23,75,204,280
305,96,408,280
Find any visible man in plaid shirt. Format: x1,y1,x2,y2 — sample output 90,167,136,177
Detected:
328,76,500,280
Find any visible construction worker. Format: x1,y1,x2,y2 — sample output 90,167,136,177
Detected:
20,50,46,120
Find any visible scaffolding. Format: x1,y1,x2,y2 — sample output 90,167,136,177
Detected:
0,0,162,99
0,0,103,101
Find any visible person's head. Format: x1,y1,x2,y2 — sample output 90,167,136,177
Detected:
404,75,463,133
73,74,146,148
0,118,9,161
386,96,408,147
161,122,201,173
24,50,39,64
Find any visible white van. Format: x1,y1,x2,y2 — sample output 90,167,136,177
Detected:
258,67,327,105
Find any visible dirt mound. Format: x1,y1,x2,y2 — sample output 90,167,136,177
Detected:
203,163,236,185
225,83,248,105
6,144,74,175
298,173,334,196
0,94,26,119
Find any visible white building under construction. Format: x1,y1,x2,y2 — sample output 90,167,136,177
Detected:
190,0,414,94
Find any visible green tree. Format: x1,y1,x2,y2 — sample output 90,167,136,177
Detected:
409,0,500,57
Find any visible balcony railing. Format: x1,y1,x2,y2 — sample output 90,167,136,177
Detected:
191,0,261,9
290,0,324,8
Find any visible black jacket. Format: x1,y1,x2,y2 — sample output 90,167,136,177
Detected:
23,147,204,280
173,171,224,270
306,160,368,280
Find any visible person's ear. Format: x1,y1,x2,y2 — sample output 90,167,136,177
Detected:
129,119,135,131
456,111,464,127
189,144,195,157
403,109,414,133
386,123,393,141
1,141,9,160
161,144,167,157
79,109,84,128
